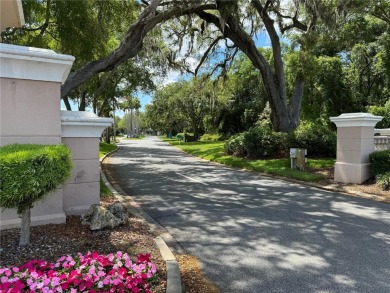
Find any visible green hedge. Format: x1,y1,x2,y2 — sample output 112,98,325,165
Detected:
0,144,72,213
224,127,286,158
369,149,390,176
288,121,336,157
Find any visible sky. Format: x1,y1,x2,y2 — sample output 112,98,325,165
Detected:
61,31,272,117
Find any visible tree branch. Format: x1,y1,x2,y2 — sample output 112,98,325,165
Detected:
61,2,217,99
40,0,52,35
194,36,224,76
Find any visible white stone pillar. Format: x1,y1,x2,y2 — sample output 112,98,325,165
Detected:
0,44,74,229
330,113,383,184
61,111,112,215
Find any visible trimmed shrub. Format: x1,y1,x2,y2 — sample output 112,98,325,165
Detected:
288,121,336,157
0,144,72,213
369,149,390,176
0,144,72,245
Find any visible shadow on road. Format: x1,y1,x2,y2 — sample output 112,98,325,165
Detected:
103,137,390,293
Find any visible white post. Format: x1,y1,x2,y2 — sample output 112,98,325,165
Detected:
330,113,383,184
61,111,112,215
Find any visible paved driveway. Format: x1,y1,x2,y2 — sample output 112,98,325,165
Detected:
105,136,390,293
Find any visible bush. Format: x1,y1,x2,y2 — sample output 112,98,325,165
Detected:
0,144,72,213
243,127,286,158
224,127,287,158
288,121,336,157
376,172,390,190
0,144,72,245
369,149,390,176
368,100,390,129
199,133,224,141
224,134,246,156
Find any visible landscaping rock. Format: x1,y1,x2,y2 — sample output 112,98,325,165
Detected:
107,202,129,225
81,204,121,230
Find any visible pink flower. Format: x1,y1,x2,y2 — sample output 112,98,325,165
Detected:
107,253,114,262
1,276,8,283
0,251,158,293
31,271,39,279
30,282,37,290
137,253,151,263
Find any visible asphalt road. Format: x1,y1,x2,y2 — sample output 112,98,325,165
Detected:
105,136,390,293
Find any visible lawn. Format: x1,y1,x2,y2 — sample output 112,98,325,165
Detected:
161,138,335,182
99,142,118,159
99,142,118,199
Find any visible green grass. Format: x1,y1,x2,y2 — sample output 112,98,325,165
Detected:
99,142,118,159
161,138,335,182
99,142,116,199
100,176,114,199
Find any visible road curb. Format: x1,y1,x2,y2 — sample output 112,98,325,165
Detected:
100,145,183,293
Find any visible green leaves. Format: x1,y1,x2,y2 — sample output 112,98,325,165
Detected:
0,144,73,214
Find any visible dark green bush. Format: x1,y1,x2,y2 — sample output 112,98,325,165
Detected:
369,149,390,176
243,127,286,158
0,144,73,213
224,134,246,156
224,127,287,158
376,172,390,190
288,121,336,157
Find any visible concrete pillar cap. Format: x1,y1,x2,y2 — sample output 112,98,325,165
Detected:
330,112,383,127
0,43,74,83
61,111,113,138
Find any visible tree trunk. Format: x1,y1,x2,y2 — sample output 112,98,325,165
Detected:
63,96,72,111
192,119,198,140
197,6,304,132
19,208,31,246
105,127,111,143
79,91,86,111
113,109,116,143
130,109,133,137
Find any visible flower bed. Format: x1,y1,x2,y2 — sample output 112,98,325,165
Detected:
0,251,157,293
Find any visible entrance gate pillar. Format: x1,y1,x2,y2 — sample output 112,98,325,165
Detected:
330,113,382,184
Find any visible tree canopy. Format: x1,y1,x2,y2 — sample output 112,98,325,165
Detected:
2,0,389,132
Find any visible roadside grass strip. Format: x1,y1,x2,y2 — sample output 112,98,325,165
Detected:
99,142,118,159
161,138,335,182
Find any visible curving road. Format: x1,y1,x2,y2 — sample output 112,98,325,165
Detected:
104,136,390,293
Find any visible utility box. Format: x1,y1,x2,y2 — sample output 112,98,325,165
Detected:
290,148,307,170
